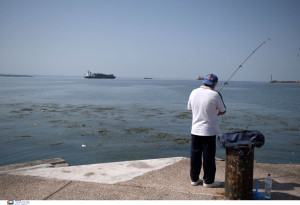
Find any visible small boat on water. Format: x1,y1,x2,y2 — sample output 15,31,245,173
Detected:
84,71,116,79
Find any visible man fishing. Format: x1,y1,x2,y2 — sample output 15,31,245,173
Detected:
187,74,226,188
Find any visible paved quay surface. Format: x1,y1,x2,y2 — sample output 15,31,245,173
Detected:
0,157,299,200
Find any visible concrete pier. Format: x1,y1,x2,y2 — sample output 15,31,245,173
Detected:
0,157,299,200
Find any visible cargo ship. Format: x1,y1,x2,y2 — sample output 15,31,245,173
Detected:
196,75,204,80
84,71,116,79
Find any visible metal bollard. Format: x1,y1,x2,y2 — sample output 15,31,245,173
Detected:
225,146,254,200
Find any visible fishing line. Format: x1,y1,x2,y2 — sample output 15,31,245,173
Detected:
218,38,270,92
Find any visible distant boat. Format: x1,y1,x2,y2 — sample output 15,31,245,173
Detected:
144,77,153,79
84,71,116,79
196,76,204,80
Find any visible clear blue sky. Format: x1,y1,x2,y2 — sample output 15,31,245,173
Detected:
1,0,299,81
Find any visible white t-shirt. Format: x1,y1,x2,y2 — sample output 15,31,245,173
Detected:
187,85,226,136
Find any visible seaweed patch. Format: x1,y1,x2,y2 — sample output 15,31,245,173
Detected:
173,138,190,145
175,112,191,119
17,135,32,138
125,127,154,134
49,142,64,146
153,133,172,138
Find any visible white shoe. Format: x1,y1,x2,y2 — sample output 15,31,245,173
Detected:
203,181,221,188
191,179,202,186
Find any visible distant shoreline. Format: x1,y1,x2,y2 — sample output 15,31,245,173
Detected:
269,80,300,84
0,74,32,77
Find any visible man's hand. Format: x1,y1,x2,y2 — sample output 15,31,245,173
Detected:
218,110,226,116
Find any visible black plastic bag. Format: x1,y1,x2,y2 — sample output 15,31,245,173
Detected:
217,130,265,158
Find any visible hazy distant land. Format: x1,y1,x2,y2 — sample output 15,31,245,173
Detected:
269,80,300,84
0,74,32,77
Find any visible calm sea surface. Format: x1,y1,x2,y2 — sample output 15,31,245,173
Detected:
0,76,299,166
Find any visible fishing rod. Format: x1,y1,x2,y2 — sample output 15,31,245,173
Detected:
218,38,270,92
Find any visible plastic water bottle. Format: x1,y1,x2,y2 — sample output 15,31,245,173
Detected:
265,173,272,199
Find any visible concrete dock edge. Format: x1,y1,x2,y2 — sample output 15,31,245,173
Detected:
0,157,299,200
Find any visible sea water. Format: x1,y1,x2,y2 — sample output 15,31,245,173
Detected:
0,76,299,166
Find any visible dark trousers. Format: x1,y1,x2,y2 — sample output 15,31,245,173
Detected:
190,134,216,184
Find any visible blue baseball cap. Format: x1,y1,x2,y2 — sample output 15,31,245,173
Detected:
202,74,218,85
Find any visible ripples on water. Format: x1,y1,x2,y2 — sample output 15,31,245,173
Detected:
0,77,299,165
